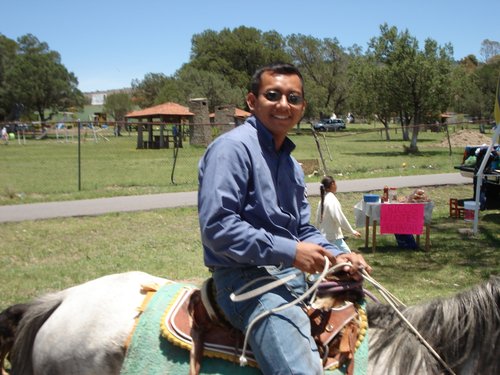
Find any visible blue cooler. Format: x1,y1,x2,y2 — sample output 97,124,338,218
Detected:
363,194,380,203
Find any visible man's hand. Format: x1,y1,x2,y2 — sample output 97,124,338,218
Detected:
335,252,372,280
293,242,335,274
293,242,372,279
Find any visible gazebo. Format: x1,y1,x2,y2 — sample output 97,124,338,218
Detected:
234,107,252,120
209,107,251,125
125,102,194,149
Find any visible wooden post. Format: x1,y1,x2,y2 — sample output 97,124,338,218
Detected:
365,216,370,250
147,121,153,148
425,224,431,252
159,124,165,148
137,121,143,149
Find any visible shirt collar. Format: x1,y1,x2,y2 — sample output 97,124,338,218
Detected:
248,115,296,154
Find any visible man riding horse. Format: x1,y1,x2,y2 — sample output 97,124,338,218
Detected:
198,62,371,375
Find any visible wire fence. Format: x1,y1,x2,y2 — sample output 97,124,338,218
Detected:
1,119,495,200
1,120,252,196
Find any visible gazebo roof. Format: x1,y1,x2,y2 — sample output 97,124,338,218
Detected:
235,108,252,118
209,107,251,119
125,102,194,118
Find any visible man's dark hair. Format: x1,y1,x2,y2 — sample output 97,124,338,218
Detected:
249,63,305,97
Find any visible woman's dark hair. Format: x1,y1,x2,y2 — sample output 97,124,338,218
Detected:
319,176,335,221
249,63,305,97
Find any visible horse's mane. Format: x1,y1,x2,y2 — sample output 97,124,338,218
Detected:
367,275,500,374
0,303,29,374
10,291,66,375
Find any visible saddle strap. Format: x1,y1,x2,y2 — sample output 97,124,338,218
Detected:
307,302,359,374
308,302,357,344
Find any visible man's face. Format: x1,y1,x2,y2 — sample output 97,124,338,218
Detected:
246,71,306,142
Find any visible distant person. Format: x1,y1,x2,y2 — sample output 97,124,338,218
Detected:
316,176,361,253
346,112,354,123
1,126,8,145
172,124,179,147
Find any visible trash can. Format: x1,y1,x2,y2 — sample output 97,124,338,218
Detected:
463,201,477,222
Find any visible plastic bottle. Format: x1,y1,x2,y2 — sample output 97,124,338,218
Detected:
383,186,389,202
389,187,397,203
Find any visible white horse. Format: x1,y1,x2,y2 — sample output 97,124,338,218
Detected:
2,271,499,375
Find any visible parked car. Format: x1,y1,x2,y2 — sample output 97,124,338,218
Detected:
312,118,346,132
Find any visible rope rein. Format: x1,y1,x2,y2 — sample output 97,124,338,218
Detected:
231,260,351,366
360,269,457,375
229,258,457,375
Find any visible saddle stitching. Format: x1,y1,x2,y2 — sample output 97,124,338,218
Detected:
150,279,368,373
159,286,258,367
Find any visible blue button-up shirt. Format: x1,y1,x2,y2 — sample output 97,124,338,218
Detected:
198,116,342,268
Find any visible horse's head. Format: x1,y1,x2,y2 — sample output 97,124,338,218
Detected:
311,272,365,310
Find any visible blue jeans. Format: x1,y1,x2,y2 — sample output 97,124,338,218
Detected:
212,266,323,375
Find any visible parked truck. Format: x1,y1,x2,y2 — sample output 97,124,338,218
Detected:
454,144,500,210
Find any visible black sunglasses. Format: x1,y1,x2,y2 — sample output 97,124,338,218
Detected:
261,90,304,105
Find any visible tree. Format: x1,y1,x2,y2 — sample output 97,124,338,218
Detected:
171,66,245,112
0,34,18,121
348,54,394,140
130,66,246,114
131,73,169,108
189,26,290,89
480,39,500,63
2,34,84,123
449,62,483,116
153,76,187,105
475,58,500,119
449,53,500,120
362,24,454,152
133,27,287,112
286,34,351,119
103,92,132,135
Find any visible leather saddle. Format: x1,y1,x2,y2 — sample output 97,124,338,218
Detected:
160,277,366,375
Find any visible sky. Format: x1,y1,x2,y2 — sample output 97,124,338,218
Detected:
2,0,499,93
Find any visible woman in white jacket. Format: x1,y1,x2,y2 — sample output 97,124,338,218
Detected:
316,176,361,253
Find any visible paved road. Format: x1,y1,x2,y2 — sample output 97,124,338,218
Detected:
0,173,471,223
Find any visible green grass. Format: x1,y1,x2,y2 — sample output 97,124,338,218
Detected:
0,122,490,204
1,184,498,311
335,185,499,302
0,122,498,311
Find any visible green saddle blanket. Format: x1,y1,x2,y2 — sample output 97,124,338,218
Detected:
120,282,369,375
